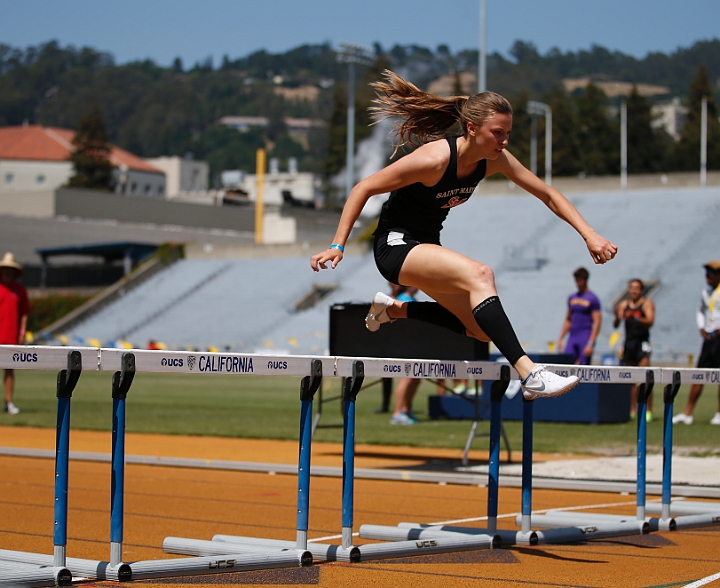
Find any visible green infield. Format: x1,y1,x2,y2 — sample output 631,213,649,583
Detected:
0,369,718,456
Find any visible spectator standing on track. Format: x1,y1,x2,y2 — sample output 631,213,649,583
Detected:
0,253,29,415
614,278,655,421
673,261,720,426
557,267,602,365
311,70,617,401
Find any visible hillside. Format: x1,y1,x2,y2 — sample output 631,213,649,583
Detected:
1,38,718,184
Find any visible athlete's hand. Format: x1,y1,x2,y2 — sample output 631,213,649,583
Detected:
311,248,344,271
586,233,618,265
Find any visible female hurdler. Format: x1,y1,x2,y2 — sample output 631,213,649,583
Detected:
311,71,618,399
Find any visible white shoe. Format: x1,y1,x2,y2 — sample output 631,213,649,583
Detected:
365,292,395,332
710,412,720,425
521,365,579,400
5,402,19,415
672,413,693,425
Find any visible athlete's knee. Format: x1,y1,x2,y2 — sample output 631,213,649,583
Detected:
467,262,495,288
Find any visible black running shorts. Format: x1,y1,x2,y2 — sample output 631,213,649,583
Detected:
373,230,425,285
697,333,720,369
622,338,651,364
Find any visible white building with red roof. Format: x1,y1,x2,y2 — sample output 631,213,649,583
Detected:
0,124,165,197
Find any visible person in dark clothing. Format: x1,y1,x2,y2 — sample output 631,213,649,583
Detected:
614,278,655,420
311,70,618,400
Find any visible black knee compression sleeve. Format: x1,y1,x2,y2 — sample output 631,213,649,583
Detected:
472,296,526,365
406,302,466,335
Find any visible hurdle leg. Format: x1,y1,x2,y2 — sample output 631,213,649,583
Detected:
661,371,680,527
520,396,534,535
53,351,82,573
296,359,322,551
486,365,509,535
341,361,364,551
110,353,135,573
635,370,654,522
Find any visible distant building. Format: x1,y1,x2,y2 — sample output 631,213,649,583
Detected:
234,158,319,207
0,124,165,196
145,155,209,199
217,116,325,150
562,77,671,98
651,97,687,141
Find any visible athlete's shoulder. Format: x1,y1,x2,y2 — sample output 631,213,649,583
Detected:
410,139,451,173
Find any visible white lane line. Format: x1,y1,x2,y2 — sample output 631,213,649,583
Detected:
683,571,720,587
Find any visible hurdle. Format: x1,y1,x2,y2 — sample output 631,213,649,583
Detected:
171,358,499,562
98,349,323,580
643,368,720,530
529,366,720,535
514,366,657,539
4,346,720,583
371,364,690,546
0,345,96,586
0,345,330,584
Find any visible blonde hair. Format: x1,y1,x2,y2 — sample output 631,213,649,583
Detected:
370,70,513,151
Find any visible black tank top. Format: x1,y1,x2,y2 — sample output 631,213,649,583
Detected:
375,136,487,244
624,301,650,342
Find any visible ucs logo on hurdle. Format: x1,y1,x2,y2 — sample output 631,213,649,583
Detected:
12,352,38,363
161,357,184,367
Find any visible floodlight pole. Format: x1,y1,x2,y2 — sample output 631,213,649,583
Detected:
530,116,538,175
346,61,355,201
337,43,374,201
527,101,552,185
479,0,487,93
701,96,707,188
621,101,627,190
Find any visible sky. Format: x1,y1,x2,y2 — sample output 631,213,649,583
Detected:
1,0,719,69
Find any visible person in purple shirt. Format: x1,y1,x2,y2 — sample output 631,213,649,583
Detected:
557,267,602,364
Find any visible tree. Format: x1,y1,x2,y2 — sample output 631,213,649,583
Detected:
574,83,619,175
543,87,582,177
626,86,669,173
505,91,532,168
673,65,720,171
68,103,113,190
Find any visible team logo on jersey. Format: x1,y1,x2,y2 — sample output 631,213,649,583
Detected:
441,196,469,209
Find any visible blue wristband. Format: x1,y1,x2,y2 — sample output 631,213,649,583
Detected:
329,243,344,253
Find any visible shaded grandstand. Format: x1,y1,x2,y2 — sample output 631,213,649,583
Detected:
58,186,720,362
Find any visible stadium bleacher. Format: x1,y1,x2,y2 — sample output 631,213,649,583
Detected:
59,186,720,362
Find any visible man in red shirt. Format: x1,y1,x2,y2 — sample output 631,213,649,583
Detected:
0,253,29,415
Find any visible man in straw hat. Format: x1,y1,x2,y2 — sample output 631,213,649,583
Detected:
0,252,29,415
673,260,720,425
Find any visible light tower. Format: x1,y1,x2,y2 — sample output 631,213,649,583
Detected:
527,101,552,185
337,42,374,200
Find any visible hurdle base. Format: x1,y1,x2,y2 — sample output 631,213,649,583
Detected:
0,549,131,582
668,513,720,530
0,561,72,587
358,524,501,553
127,550,312,580
395,522,537,547
163,536,314,565
516,514,649,543
645,501,720,517
211,534,360,563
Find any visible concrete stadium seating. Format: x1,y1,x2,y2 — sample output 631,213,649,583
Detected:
63,186,720,361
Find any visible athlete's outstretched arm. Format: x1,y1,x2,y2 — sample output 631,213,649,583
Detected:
486,150,618,265
310,143,447,271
